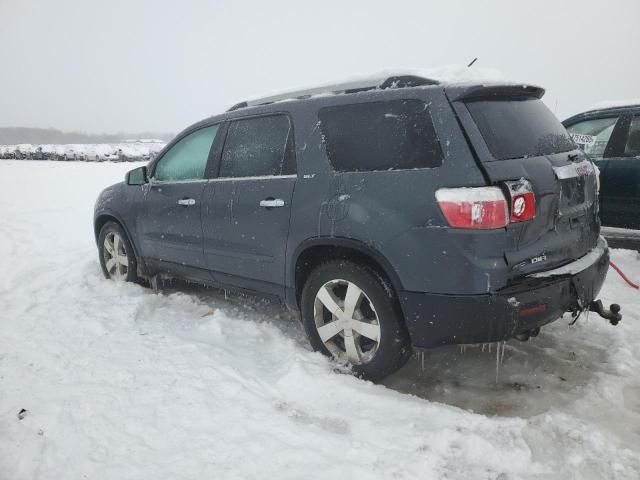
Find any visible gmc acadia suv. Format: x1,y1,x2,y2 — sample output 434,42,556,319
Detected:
94,74,618,380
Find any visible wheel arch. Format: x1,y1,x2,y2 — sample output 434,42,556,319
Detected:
94,211,141,265
290,237,404,310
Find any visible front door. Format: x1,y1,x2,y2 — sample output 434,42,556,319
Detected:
201,114,296,291
138,125,221,274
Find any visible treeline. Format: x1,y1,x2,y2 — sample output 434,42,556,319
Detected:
0,127,174,144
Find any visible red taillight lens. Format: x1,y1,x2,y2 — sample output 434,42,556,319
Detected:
436,187,508,229
510,192,535,222
506,180,536,223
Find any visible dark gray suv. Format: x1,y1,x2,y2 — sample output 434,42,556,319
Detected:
94,74,619,380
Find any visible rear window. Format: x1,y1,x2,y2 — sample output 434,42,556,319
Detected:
466,98,575,160
318,99,443,172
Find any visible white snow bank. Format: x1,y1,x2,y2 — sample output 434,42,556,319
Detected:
0,161,639,479
0,141,165,160
588,99,640,111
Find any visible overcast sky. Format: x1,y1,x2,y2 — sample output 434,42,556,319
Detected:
1,0,638,135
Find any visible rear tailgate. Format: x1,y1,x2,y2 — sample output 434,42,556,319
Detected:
447,85,600,278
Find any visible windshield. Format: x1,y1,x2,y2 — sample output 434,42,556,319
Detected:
466,98,575,160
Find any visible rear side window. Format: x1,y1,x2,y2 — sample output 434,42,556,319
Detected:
318,99,443,172
466,98,575,160
219,115,295,178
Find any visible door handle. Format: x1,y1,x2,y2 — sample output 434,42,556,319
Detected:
177,198,196,206
259,198,285,208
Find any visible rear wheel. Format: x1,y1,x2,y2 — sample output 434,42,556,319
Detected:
98,222,138,283
301,260,410,380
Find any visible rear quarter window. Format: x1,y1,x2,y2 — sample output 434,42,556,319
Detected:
466,98,575,160
318,99,443,172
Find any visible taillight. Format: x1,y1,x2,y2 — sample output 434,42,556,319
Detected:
436,187,508,229
505,180,536,223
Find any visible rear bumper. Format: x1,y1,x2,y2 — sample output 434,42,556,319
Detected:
400,237,610,348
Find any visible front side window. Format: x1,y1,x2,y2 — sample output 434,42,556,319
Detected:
318,99,443,172
153,125,219,181
219,115,294,178
565,116,620,159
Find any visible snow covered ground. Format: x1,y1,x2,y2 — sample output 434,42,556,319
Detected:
1,160,639,479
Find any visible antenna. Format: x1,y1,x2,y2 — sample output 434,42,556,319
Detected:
467,57,478,67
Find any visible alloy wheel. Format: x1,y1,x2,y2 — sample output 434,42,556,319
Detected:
103,231,129,280
313,279,381,365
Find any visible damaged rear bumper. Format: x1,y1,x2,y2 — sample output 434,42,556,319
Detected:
400,237,611,348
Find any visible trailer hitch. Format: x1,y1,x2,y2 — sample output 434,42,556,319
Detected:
588,300,622,325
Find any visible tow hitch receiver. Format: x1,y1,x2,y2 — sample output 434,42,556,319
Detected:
589,300,622,325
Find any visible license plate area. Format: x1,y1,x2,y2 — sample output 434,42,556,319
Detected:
561,176,586,208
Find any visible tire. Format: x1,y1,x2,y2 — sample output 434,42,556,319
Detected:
98,221,138,283
301,260,410,381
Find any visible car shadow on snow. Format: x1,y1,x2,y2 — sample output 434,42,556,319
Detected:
159,279,608,419
383,325,609,418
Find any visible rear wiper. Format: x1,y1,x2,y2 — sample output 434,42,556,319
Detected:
568,152,580,162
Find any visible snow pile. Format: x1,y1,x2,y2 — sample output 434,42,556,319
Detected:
0,161,639,479
0,141,165,161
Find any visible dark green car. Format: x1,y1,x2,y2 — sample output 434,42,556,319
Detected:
564,102,640,247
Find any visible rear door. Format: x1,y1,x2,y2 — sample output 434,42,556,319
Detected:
592,114,640,228
201,114,296,292
138,125,220,275
564,112,629,227
450,88,599,277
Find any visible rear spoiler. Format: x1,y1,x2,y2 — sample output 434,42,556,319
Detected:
445,84,545,102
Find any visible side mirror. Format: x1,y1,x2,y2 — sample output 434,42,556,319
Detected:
126,166,148,185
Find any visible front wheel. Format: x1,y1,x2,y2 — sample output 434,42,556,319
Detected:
98,221,138,282
301,260,410,381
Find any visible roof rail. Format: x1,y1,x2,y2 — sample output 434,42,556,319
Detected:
226,74,439,112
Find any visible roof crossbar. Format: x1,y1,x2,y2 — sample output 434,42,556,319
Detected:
227,74,439,112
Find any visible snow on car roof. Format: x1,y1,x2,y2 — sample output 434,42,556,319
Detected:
587,98,640,111
228,64,511,111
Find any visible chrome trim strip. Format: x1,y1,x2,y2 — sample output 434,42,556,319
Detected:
207,174,297,182
148,174,297,185
149,179,209,185
553,160,594,180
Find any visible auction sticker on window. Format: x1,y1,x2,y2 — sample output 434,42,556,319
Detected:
570,133,596,146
